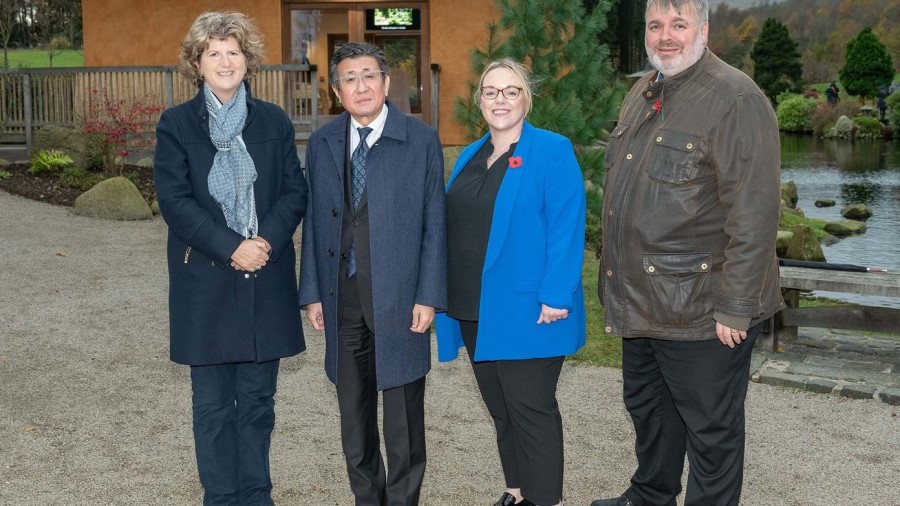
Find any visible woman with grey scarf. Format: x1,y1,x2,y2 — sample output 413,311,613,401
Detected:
153,11,308,504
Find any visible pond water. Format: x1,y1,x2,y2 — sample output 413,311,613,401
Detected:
780,134,900,308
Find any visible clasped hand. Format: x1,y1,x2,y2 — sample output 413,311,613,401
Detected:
230,237,272,272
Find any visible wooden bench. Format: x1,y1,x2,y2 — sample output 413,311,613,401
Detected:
759,266,900,352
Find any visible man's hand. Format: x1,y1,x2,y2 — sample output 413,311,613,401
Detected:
410,304,435,333
537,304,568,324
230,239,269,272
715,321,746,348
306,302,325,331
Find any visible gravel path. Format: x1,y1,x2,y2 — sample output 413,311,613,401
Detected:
1,189,898,505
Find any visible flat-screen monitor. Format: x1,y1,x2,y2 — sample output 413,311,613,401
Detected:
365,8,421,31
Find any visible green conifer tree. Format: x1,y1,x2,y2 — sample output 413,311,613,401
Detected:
838,27,895,100
750,17,803,105
453,0,623,188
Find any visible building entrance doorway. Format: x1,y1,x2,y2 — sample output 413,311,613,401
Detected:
283,2,429,124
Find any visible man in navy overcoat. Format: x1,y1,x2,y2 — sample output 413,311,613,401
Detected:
297,42,446,505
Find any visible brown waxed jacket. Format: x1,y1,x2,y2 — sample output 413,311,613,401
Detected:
599,50,784,340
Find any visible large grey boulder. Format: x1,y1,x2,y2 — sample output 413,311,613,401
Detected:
834,115,855,135
784,225,825,261
781,181,798,209
34,125,94,169
841,204,872,220
824,219,867,237
74,177,152,220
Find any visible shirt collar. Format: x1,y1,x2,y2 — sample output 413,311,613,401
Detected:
350,103,388,143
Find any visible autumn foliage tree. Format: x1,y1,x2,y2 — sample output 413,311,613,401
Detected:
838,27,895,100
750,17,803,104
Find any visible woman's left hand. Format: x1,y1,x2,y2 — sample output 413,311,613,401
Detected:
537,304,568,324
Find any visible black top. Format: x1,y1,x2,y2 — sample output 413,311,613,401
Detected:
446,140,516,320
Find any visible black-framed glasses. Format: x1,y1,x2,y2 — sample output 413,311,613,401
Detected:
336,70,385,87
480,86,523,101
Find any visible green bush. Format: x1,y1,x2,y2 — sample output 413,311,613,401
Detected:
887,90,900,135
58,167,105,190
0,169,10,180
776,94,814,132
29,149,74,174
853,116,885,138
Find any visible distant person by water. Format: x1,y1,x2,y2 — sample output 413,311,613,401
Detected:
826,81,840,105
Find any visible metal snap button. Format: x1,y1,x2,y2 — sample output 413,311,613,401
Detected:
648,266,656,273
626,154,633,160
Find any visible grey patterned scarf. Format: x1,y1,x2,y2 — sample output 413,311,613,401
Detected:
205,83,258,238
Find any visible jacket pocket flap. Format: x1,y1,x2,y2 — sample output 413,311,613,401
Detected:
643,253,712,275
610,124,630,139
654,130,699,152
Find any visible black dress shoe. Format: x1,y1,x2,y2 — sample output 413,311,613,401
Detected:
590,496,635,506
493,492,535,506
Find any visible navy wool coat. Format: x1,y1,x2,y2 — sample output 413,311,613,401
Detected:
154,87,308,366
298,104,447,391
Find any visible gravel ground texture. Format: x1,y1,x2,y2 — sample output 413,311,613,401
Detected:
1,189,898,506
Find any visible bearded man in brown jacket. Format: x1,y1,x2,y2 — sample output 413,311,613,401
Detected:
593,1,783,505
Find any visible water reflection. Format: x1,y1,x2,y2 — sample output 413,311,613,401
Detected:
780,134,900,308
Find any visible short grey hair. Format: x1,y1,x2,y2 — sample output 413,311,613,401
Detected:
645,0,709,24
329,42,390,86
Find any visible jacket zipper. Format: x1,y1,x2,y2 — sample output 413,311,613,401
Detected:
184,246,192,264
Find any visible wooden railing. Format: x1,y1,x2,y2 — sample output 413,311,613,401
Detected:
0,64,319,154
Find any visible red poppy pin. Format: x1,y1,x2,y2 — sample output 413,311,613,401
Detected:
508,156,523,168
653,98,662,114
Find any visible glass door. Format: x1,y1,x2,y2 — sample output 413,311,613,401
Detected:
283,1,430,123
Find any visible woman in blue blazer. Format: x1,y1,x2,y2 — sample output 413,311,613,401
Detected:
435,59,586,506
153,12,307,504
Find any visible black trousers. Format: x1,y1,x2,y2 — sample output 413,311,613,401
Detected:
190,359,280,506
337,274,427,506
459,320,565,506
620,323,763,506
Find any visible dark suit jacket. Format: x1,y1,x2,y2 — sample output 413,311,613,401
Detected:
298,103,447,390
154,86,308,365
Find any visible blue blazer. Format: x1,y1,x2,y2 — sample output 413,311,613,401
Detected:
435,122,586,362
297,103,447,390
154,87,308,365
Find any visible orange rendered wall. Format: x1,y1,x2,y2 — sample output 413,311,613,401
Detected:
429,0,498,146
82,0,284,67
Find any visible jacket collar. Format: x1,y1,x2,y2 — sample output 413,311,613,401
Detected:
644,48,713,103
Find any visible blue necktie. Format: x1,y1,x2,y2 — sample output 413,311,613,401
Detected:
347,127,372,278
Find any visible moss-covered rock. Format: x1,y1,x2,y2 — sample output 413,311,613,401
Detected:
74,177,152,220
784,225,825,261
781,181,798,209
775,230,793,257
840,203,872,220
824,219,867,237
814,198,836,207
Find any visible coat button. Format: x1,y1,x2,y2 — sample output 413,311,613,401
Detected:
648,266,656,273
645,91,653,97
331,208,338,217
352,221,359,227
328,288,334,296
244,273,250,279
606,269,613,277
605,326,612,333
626,154,633,160
701,263,709,270
686,143,693,149
328,248,334,256
656,136,662,142
608,208,613,215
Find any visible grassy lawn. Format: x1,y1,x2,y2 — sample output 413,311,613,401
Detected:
3,49,84,68
779,212,829,239
572,251,623,367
